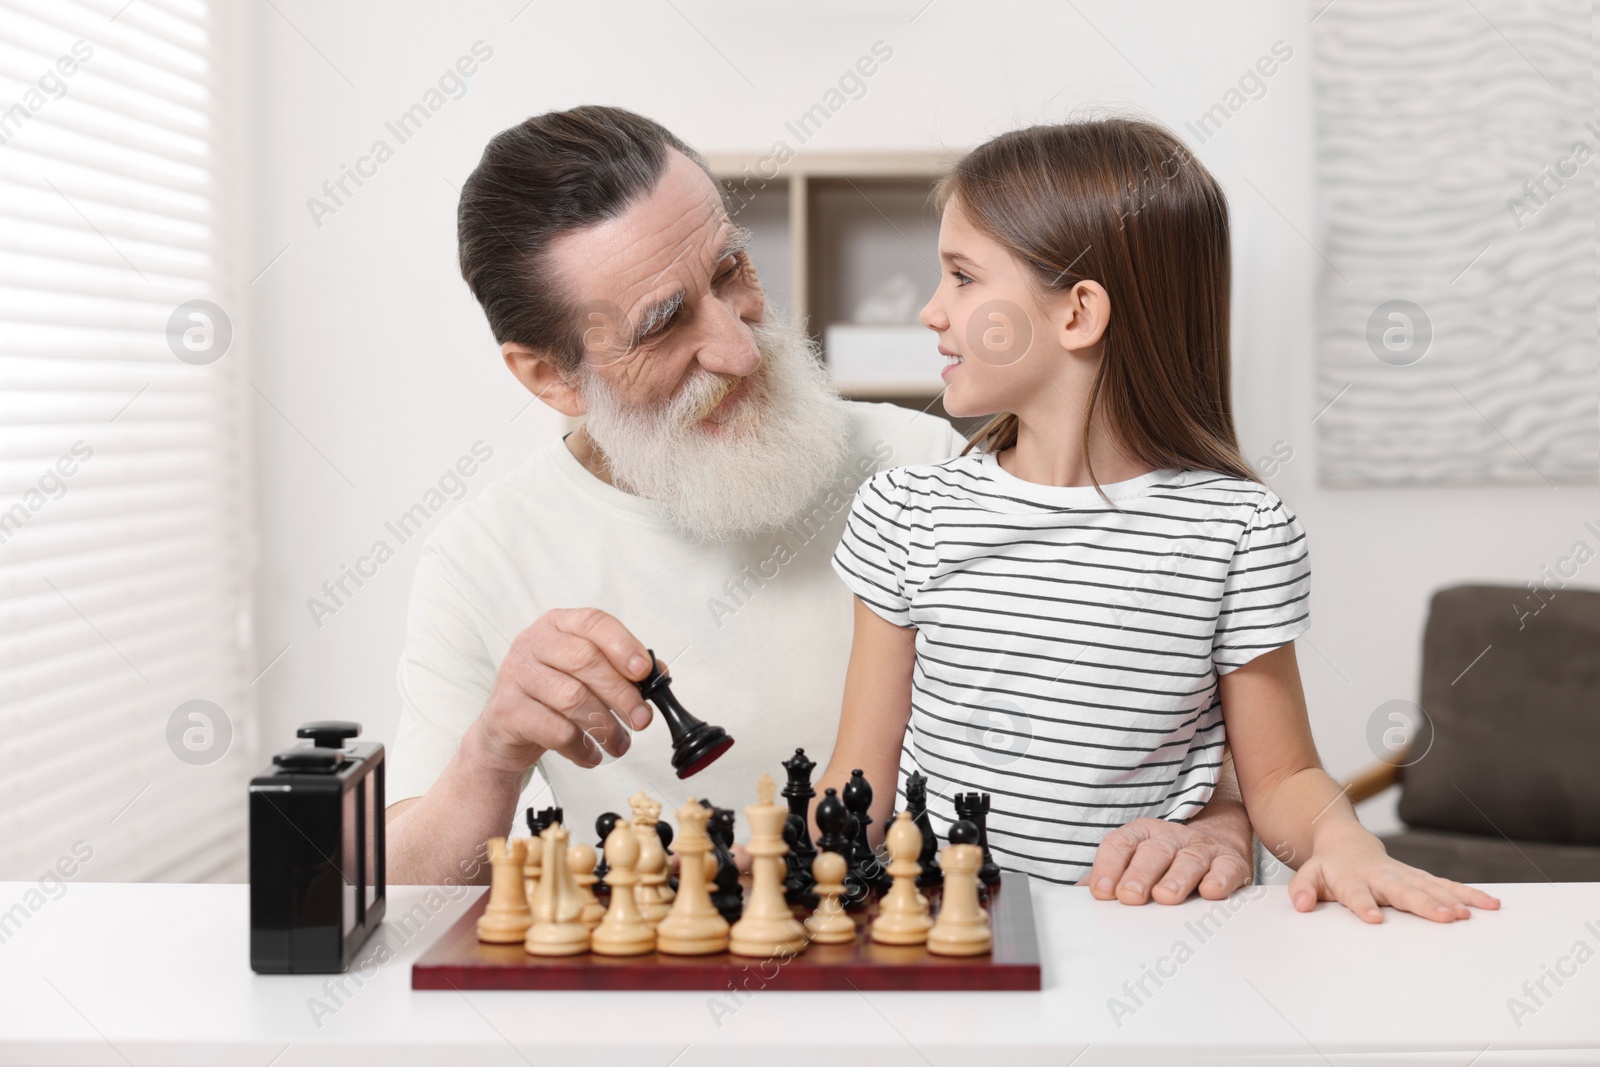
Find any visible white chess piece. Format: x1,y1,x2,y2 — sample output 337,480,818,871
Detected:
804,851,856,945
629,792,671,924
654,799,730,955
523,825,590,957
567,842,606,929
926,821,991,957
729,773,808,957
870,811,933,945
476,837,533,943
591,822,655,956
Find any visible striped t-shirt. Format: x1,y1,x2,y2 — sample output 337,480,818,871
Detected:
829,449,1311,885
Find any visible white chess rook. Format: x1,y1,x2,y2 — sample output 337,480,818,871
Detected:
476,836,533,944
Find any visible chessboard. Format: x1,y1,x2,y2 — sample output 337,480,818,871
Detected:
411,869,1041,992
412,758,1041,992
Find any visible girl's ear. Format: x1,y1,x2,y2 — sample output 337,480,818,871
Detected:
503,342,586,417
1053,279,1112,353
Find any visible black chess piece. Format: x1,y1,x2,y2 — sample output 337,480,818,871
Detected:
782,812,818,908
814,788,849,854
844,771,896,908
955,792,1001,888
842,769,892,897
839,811,871,910
593,811,620,894
904,771,943,890
780,747,818,877
655,819,679,893
704,803,743,924
526,805,563,836
635,649,734,778
814,788,866,911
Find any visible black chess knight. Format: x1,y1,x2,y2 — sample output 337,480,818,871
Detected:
655,819,679,894
592,811,620,894
700,800,742,924
904,771,943,890
782,813,819,908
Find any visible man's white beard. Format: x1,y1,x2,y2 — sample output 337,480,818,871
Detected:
576,317,853,544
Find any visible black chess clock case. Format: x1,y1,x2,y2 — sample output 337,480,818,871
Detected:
249,721,386,973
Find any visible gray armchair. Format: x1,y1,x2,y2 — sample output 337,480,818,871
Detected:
1340,583,1600,882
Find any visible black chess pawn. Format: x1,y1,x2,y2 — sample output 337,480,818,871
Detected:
782,812,818,908
814,788,867,911
592,811,620,893
781,747,818,878
636,649,734,778
814,788,849,854
655,819,679,893
704,803,743,924
904,771,943,890
955,792,1002,888
842,769,892,897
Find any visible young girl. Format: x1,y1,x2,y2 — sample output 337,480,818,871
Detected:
820,118,1500,924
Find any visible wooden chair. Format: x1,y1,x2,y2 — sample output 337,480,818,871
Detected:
1338,583,1600,882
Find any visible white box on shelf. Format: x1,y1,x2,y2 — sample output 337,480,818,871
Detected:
824,324,942,395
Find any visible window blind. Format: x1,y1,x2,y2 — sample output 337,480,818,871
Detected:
0,0,255,883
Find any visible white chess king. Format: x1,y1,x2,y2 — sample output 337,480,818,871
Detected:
728,773,808,957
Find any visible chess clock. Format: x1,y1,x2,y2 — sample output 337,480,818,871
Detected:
249,720,387,973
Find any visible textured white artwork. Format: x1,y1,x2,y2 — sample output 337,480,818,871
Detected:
1312,0,1597,485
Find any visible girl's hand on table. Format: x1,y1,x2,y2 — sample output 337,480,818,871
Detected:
1290,829,1502,923
1078,814,1255,904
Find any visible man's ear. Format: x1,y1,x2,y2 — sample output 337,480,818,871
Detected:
502,342,586,418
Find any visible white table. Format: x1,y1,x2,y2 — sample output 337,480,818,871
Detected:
1,880,1596,1066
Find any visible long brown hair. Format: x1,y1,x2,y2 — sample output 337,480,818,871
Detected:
937,117,1258,492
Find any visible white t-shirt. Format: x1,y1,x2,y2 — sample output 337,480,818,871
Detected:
389,400,968,834
830,452,1311,885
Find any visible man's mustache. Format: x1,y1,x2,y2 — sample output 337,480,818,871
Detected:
685,362,763,423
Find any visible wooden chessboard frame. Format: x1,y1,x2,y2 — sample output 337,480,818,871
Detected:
412,871,1041,992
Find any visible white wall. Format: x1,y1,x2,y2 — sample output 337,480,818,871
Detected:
247,0,1594,841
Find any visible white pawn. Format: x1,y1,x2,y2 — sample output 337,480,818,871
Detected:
523,825,590,957
476,837,533,943
926,820,991,957
592,822,655,956
567,842,606,929
871,811,933,945
804,851,856,945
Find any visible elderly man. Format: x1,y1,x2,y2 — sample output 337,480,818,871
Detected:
384,105,1257,905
